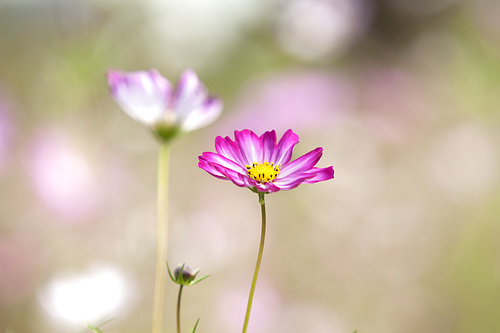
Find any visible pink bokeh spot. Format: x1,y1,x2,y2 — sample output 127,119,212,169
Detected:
275,0,371,61
0,235,40,304
359,66,431,143
0,93,16,175
29,131,102,222
217,281,282,333
224,69,355,134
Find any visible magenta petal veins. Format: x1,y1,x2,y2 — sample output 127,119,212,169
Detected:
198,129,334,193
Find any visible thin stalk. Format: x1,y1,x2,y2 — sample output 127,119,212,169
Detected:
152,141,172,333
176,285,184,333
242,192,267,333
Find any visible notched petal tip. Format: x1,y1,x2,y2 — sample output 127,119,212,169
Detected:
283,128,298,136
173,68,224,131
302,166,335,184
180,68,198,79
176,68,202,97
105,69,124,93
282,129,300,144
105,68,117,80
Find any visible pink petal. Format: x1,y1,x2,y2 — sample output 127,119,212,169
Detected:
199,152,247,175
302,166,334,184
214,164,247,187
199,159,253,188
260,130,277,163
272,173,315,191
271,129,299,165
255,181,281,193
198,159,229,180
234,129,263,165
215,135,246,166
227,169,255,187
278,147,323,178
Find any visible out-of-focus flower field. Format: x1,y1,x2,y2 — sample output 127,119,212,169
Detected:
1,0,500,332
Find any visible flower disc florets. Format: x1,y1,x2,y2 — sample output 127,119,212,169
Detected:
198,129,334,193
246,162,280,183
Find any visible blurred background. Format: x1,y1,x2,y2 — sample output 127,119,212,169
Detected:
1,0,500,332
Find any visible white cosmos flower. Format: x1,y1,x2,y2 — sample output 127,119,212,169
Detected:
106,68,223,140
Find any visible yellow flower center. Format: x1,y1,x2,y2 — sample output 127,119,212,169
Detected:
246,162,280,183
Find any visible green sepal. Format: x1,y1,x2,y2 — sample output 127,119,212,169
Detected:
258,191,266,205
248,186,268,194
247,187,269,202
248,186,259,194
190,273,211,286
85,323,104,333
190,318,201,333
153,124,181,143
166,261,178,282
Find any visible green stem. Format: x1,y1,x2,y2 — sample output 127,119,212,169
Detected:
242,192,267,333
177,285,184,333
152,141,172,333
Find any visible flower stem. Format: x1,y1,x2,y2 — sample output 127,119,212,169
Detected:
152,141,172,333
176,285,184,333
242,192,267,333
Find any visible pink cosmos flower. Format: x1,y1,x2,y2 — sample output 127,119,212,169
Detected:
198,129,334,193
106,68,222,139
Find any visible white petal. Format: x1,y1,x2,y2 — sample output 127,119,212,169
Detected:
106,69,172,125
180,97,223,132
174,69,208,119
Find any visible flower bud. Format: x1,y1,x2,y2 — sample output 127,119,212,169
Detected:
174,265,197,282
167,262,210,286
